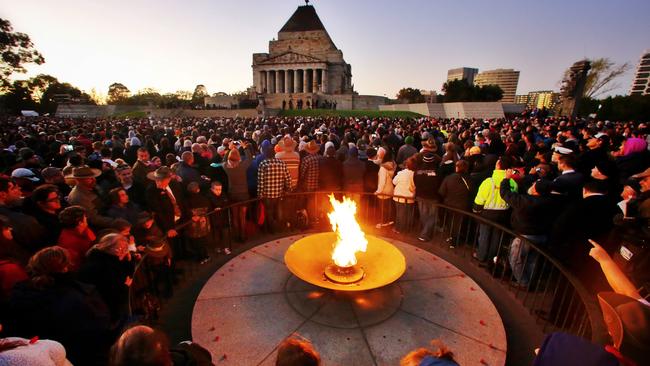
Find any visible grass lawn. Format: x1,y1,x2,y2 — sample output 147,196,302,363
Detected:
112,110,148,118
278,108,423,119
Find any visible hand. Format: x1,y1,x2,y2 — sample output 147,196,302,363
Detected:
588,239,610,264
136,245,145,252
125,276,133,287
167,229,178,238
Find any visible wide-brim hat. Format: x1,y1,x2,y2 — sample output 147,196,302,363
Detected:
147,166,173,181
65,165,101,179
597,292,650,360
304,140,320,153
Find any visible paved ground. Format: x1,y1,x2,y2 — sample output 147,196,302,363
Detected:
190,234,507,365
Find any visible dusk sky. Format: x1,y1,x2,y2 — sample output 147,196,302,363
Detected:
2,0,649,99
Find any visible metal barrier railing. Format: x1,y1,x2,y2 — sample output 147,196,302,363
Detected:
127,190,608,344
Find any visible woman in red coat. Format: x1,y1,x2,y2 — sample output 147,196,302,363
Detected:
57,206,96,271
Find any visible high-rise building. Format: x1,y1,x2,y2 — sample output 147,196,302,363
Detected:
473,68,520,103
447,67,479,85
630,49,650,96
514,95,529,105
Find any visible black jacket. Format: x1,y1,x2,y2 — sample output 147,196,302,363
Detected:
319,156,343,191
78,250,134,324
363,161,380,193
439,173,473,210
5,274,114,366
500,180,556,236
145,180,188,232
414,160,442,201
551,171,585,200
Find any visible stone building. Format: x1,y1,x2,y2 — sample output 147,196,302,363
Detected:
252,3,385,110
474,68,520,103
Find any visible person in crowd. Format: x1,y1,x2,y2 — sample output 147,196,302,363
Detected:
40,166,71,198
208,180,231,255
177,151,202,187
0,177,47,252
415,141,442,242
500,176,556,288
106,187,142,225
299,140,321,223
614,136,648,179
0,217,28,300
319,145,343,192
66,166,116,229
257,142,291,233
78,233,134,327
276,136,301,228
26,184,63,243
551,180,619,291
132,211,173,298
57,205,96,271
5,246,114,365
224,143,251,242
392,155,417,234
184,182,212,264
109,324,213,366
145,166,187,257
131,147,156,188
114,163,146,207
375,147,396,228
396,136,418,168
276,336,321,366
400,339,458,366
473,157,517,266
342,146,366,203
438,160,474,246
551,154,585,200
10,168,40,197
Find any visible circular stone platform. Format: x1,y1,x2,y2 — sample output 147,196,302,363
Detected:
192,234,507,366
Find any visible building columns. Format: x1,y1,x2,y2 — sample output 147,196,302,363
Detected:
265,71,271,94
303,69,309,94
312,69,318,93
294,70,300,93
322,69,328,93
275,70,281,94
284,69,291,93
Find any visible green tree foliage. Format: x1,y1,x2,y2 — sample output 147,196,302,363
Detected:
0,74,93,114
578,95,650,121
192,84,208,104
107,82,130,104
396,87,425,103
0,18,45,90
441,79,503,102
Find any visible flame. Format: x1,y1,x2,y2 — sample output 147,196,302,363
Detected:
327,194,368,267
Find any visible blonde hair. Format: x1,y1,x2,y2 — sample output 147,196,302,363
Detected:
90,233,128,257
400,340,455,366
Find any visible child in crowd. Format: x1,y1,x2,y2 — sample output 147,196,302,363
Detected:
208,181,231,255
185,182,212,264
132,212,173,299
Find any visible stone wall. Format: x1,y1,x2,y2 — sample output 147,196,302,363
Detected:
379,102,506,119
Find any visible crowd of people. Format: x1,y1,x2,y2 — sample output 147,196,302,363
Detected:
0,113,648,365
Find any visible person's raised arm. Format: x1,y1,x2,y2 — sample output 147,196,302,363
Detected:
589,239,642,299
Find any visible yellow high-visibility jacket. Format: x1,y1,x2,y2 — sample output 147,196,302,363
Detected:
474,169,517,210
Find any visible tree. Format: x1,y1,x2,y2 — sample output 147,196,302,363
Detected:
0,18,45,90
192,84,209,105
88,88,106,105
441,79,503,102
396,88,425,103
27,73,58,102
584,58,631,98
128,88,162,105
40,81,93,114
561,58,631,99
174,90,193,101
107,82,130,104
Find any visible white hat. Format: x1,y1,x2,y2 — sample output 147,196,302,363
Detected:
11,168,40,182
553,146,573,155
